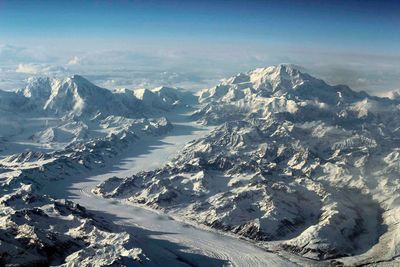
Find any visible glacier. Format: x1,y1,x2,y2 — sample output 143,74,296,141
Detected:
1,65,400,266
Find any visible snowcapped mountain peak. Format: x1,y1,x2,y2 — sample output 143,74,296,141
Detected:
56,74,98,93
151,86,198,105
23,75,89,115
386,89,400,101
226,72,250,85
133,88,155,100
194,64,394,126
69,74,88,81
15,75,141,117
246,64,316,93
151,86,174,92
198,64,367,106
132,86,196,109
225,64,306,86
114,87,133,94
43,75,108,116
3,75,196,120
251,63,301,78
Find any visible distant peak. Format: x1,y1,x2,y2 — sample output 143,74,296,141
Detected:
71,74,83,79
58,75,99,90
276,63,304,71
386,90,400,100
250,64,305,78
243,64,313,91
69,74,91,83
153,86,172,91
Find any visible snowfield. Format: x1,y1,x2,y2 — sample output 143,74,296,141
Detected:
1,65,400,266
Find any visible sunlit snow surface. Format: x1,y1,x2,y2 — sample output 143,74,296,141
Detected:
2,65,400,266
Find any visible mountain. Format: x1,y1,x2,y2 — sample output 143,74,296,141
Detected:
2,66,400,265
95,64,400,265
0,89,29,113
20,75,195,118
0,104,173,266
193,64,397,126
133,86,197,111
152,86,198,106
23,75,142,118
0,184,145,266
198,64,368,104
0,75,193,155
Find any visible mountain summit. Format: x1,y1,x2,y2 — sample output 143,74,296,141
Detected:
22,75,141,117
199,64,367,105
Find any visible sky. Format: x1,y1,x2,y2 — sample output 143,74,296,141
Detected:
0,0,399,94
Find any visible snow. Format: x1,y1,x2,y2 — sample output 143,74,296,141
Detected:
0,184,146,266
61,119,293,266
0,112,294,266
0,75,194,157
1,66,400,266
96,64,400,265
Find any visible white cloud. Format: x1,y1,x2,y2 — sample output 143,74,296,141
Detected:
1,41,400,94
15,63,68,75
15,63,39,74
0,44,54,64
67,56,81,65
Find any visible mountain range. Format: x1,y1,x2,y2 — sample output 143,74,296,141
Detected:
1,64,400,266
95,64,400,265
0,75,194,155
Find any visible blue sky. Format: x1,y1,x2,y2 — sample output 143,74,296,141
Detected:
0,0,399,93
1,0,399,49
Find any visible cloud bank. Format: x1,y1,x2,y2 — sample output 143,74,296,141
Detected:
0,41,399,95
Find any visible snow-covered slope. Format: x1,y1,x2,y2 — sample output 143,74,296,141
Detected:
23,75,159,118
0,113,175,266
152,86,198,106
198,64,367,105
0,75,195,265
0,72,304,266
0,184,145,266
0,75,194,156
3,66,400,265
193,64,394,126
133,86,197,111
95,64,400,265
1,112,293,267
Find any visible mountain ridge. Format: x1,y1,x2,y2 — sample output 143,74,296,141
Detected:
199,64,372,105
0,74,194,155
2,65,400,265
94,64,400,265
